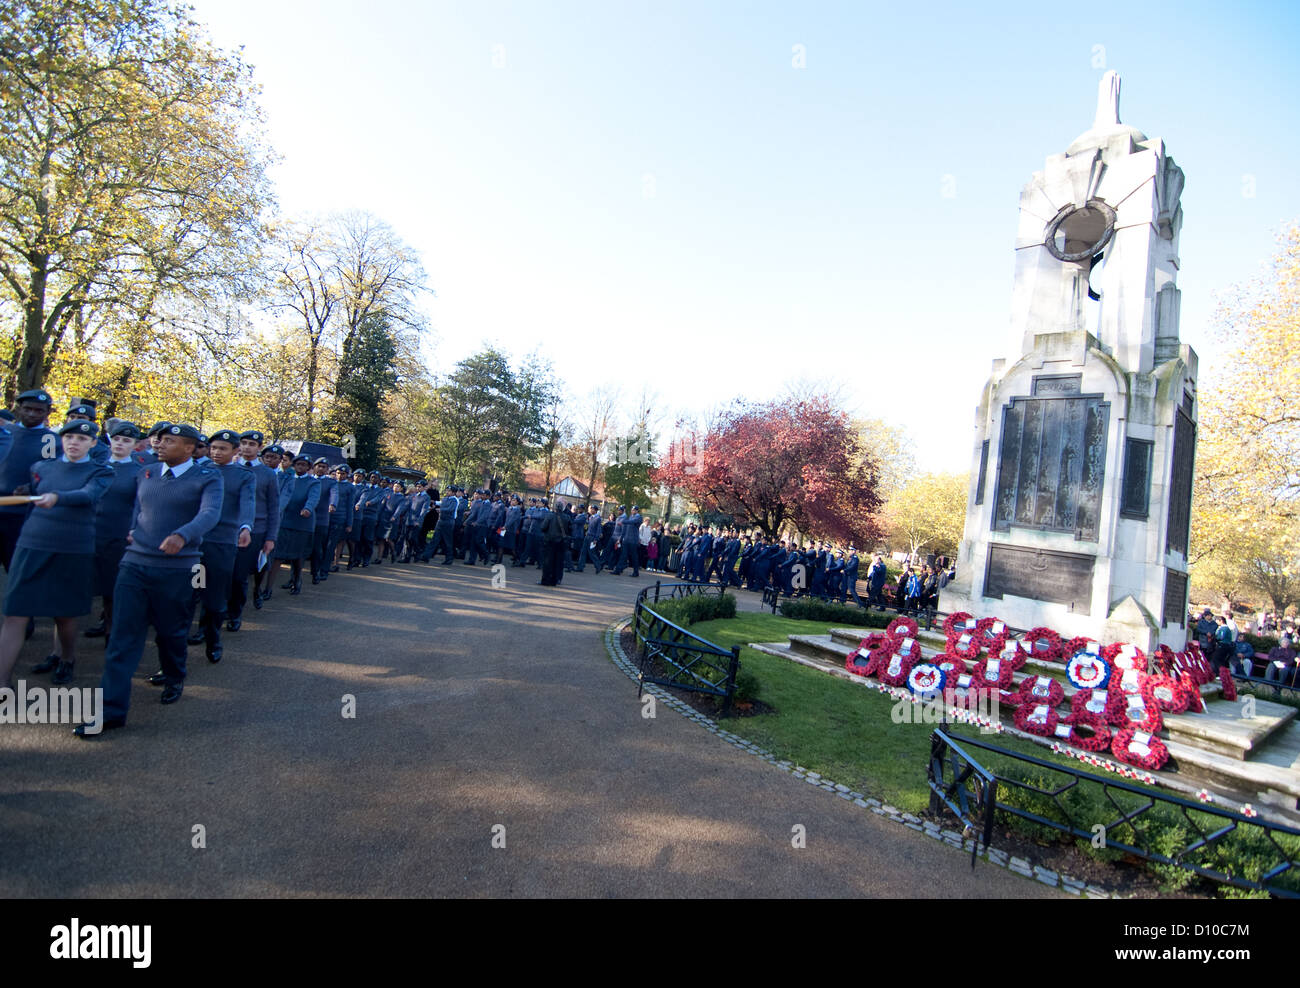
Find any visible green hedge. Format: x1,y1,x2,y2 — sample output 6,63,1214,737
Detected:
778,598,894,627
648,592,736,628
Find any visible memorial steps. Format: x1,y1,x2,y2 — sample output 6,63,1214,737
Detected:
746,625,1300,823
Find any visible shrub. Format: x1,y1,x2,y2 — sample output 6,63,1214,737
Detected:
1242,632,1279,654
778,598,894,627
650,592,736,627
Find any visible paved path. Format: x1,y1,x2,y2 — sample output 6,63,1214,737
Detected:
0,560,1056,897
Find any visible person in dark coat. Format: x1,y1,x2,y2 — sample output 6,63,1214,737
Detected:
0,389,50,572
0,420,111,688
188,430,253,663
226,430,280,626
538,499,569,586
84,422,145,641
273,455,320,595
75,423,222,734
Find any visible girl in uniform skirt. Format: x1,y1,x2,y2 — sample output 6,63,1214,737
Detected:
272,455,320,595
0,421,112,688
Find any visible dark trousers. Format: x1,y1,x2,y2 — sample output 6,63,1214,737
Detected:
101,561,194,721
196,541,236,652
311,527,331,579
228,529,266,620
522,532,541,567
614,540,639,576
430,524,455,563
466,523,488,565
582,540,602,570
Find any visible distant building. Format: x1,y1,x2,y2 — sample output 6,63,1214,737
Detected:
520,469,608,509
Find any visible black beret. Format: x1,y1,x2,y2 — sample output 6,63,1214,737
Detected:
17,389,52,405
239,430,264,443
313,456,329,465
263,444,285,456
67,404,95,418
165,423,201,441
109,422,142,439
148,420,174,437
292,454,310,465
209,429,240,446
58,419,99,438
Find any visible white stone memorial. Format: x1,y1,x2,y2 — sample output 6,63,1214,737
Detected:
943,72,1197,651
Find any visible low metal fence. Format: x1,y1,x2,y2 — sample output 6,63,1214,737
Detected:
633,582,741,716
928,728,1300,897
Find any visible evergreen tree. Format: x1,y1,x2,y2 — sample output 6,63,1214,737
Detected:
322,313,398,468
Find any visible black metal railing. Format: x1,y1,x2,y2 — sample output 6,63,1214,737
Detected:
1231,668,1300,700
633,582,742,716
927,728,1300,897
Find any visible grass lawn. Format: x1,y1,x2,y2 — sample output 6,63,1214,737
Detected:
679,610,1298,896
691,613,1187,814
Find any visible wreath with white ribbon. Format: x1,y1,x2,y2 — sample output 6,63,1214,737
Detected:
878,648,915,687
1014,701,1060,737
1011,674,1065,709
907,663,946,697
1066,652,1111,691
1148,674,1190,714
1112,728,1169,771
887,615,919,641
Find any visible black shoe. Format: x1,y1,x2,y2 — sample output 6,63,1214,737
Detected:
31,653,59,674
227,618,241,631
261,587,273,600
146,671,168,686
83,622,107,639
253,594,263,610
207,644,222,664
289,580,302,596
52,661,75,685
311,575,320,585
330,565,340,573
372,558,382,566
281,580,295,590
187,630,205,646
160,683,183,704
74,717,125,738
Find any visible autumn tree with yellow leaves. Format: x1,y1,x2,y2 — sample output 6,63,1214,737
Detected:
1190,225,1300,613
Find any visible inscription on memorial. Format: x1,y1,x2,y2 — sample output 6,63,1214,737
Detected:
984,544,1094,613
1163,569,1188,628
1166,409,1195,557
1120,438,1153,519
975,440,990,505
1032,374,1082,396
992,392,1109,541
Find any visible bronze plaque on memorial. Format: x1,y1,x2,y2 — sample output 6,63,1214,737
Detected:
984,544,1095,613
1163,569,1188,628
993,392,1109,542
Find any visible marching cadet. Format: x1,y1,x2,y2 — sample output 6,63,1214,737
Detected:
0,389,53,572
502,495,522,565
83,422,145,642
190,430,253,663
226,431,279,626
403,480,430,563
485,490,506,566
309,457,336,583
566,504,585,572
273,454,320,595
63,403,110,464
451,485,468,559
76,424,222,735
844,546,863,606
384,480,409,563
358,471,384,566
133,421,171,465
601,506,625,572
0,420,111,690
613,505,642,577
328,465,356,571
464,489,489,566
580,505,601,571
345,469,368,568
427,484,459,564
255,444,289,605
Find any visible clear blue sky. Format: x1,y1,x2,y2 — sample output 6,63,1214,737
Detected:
194,0,1300,471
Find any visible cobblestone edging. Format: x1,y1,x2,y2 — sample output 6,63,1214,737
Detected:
605,619,1113,899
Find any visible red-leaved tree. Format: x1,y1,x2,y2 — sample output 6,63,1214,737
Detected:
655,395,882,544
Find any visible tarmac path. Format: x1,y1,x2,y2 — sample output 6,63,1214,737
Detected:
0,559,1057,898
